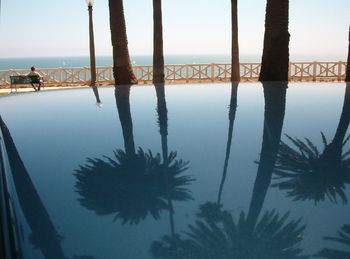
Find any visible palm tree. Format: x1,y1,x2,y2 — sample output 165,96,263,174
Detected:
74,85,193,224
0,117,67,259
272,83,350,204
153,0,165,84
346,25,350,82
259,0,290,81
318,224,350,258
231,0,240,82
217,82,239,205
108,0,137,85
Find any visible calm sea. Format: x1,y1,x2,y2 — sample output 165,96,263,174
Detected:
0,54,345,70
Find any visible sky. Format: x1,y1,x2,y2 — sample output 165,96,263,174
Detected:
0,0,349,59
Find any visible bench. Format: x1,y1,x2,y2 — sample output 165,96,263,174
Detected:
9,75,44,93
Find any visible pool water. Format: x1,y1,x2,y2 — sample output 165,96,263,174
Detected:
0,82,349,259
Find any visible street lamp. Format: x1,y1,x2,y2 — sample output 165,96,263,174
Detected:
86,0,96,86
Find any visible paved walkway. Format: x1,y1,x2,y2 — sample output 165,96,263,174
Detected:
0,86,86,95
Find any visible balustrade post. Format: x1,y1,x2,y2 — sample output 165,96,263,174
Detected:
211,63,215,82
313,61,317,82
58,67,63,85
338,61,342,82
186,64,189,83
288,62,292,81
84,66,88,84
109,66,113,83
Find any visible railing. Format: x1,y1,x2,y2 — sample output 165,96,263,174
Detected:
0,61,347,88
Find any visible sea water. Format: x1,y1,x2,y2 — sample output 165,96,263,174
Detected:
0,54,346,70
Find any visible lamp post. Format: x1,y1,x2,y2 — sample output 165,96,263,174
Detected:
86,0,96,86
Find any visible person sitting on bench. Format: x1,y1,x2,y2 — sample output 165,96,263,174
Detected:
27,66,43,91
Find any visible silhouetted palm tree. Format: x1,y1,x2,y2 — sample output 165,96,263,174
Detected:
108,0,137,85
318,224,350,258
0,117,67,259
217,82,239,205
259,0,290,81
273,83,350,204
74,85,193,224
231,0,240,82
151,83,306,259
153,0,165,83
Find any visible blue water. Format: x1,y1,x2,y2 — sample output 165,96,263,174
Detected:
0,54,346,70
0,82,349,258
0,55,234,70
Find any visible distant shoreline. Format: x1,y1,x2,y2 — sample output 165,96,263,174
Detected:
0,54,347,71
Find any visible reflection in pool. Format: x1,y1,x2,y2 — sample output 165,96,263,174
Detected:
0,82,349,258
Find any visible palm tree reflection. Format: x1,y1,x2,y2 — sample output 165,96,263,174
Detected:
273,83,350,204
75,85,193,224
217,82,239,205
151,83,306,258
91,85,102,107
0,117,67,258
152,203,305,259
318,224,350,258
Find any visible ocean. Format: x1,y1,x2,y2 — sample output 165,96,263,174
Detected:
0,54,346,71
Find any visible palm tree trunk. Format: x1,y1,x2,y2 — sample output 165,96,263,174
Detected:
231,0,240,82
88,6,97,87
247,82,287,231
153,0,165,84
217,82,239,204
259,0,290,81
0,117,66,259
346,25,350,82
109,0,137,85
115,85,136,155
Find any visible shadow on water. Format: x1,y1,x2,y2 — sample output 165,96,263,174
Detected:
0,118,96,259
74,84,193,225
150,82,307,259
273,82,350,204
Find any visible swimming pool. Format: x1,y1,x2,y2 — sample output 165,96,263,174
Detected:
0,82,349,258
